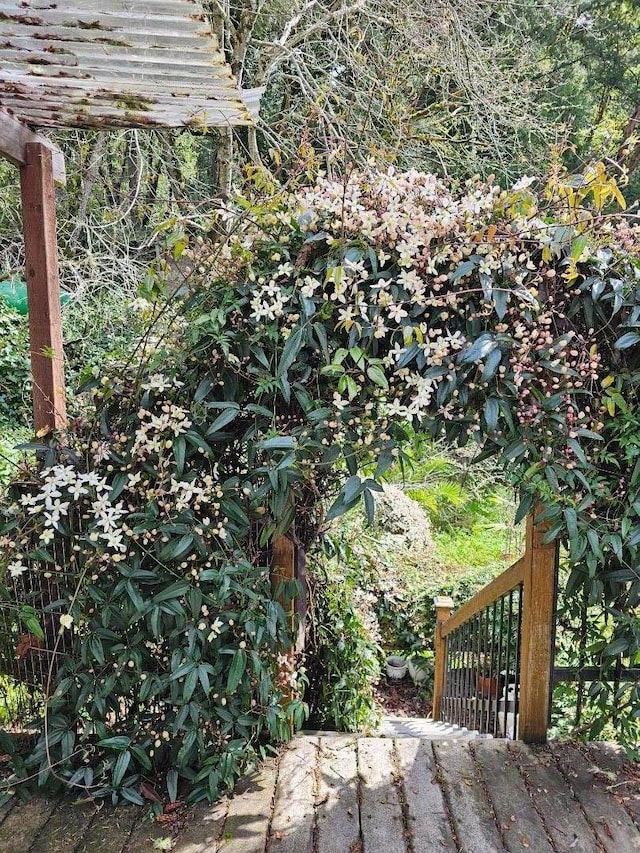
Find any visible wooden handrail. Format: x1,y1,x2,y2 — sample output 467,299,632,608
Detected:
440,557,525,638
432,513,558,743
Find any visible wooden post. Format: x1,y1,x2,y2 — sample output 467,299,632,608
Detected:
432,596,454,722
19,142,67,433
271,535,297,712
518,512,559,743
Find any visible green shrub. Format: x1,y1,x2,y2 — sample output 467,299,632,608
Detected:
0,302,30,426
305,560,381,732
0,424,29,489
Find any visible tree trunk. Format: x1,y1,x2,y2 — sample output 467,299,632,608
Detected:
217,127,234,201
616,103,640,176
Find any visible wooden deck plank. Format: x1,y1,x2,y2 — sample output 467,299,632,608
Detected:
472,740,554,853
30,799,96,853
508,742,601,853
0,796,17,827
267,737,317,853
585,742,640,829
316,735,360,853
173,800,228,853
75,804,139,853
219,758,278,853
395,738,456,853
0,795,59,853
551,742,640,853
358,737,407,853
434,740,505,853
125,812,176,853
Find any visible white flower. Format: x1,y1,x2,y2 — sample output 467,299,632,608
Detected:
7,561,28,579
101,529,126,551
40,529,55,545
388,303,409,323
59,614,74,630
19,493,40,507
141,374,173,393
511,175,536,192
68,481,89,500
332,393,349,411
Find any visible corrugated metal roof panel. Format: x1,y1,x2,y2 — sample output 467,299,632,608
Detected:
0,0,258,129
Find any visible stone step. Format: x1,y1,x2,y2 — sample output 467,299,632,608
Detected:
377,715,490,739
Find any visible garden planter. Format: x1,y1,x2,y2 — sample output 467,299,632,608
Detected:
385,655,408,679
408,659,431,683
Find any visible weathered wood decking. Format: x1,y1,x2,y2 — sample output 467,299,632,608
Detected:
0,737,638,852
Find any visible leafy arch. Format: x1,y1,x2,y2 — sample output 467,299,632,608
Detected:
1,162,639,801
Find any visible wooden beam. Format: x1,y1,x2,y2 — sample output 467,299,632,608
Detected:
518,513,559,743
0,109,66,184
271,535,297,719
19,142,67,433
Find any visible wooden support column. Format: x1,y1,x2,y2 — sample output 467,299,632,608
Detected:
518,512,559,743
271,535,297,714
19,142,67,433
432,596,454,722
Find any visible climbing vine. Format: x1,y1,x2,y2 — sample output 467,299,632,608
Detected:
1,161,639,803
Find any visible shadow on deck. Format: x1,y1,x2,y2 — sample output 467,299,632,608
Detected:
0,737,638,852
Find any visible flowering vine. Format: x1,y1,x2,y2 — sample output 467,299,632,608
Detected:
1,162,639,801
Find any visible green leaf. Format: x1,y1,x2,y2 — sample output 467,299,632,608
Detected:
363,489,375,525
158,535,194,562
152,581,191,604
130,745,152,771
98,736,131,751
167,769,178,803
121,787,145,806
259,436,296,451
480,348,502,383
366,365,388,390
449,259,475,282
227,649,247,692
207,408,240,435
492,289,508,320
614,332,640,350
278,327,303,377
483,398,499,431
184,668,198,702
112,751,131,787
172,436,186,474
460,334,497,364
604,637,629,658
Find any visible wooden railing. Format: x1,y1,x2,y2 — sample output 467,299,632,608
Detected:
432,514,558,743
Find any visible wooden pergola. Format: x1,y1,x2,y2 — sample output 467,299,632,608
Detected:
0,0,259,433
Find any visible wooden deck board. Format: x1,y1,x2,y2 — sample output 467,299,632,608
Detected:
172,800,228,853
0,795,60,853
395,738,456,853
218,758,278,853
551,742,640,853
508,742,602,853
434,740,505,853
0,738,636,852
75,804,140,853
30,799,96,853
266,738,317,853
358,737,407,853
473,739,555,853
315,735,360,853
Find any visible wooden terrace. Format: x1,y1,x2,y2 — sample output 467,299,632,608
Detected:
0,735,638,853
